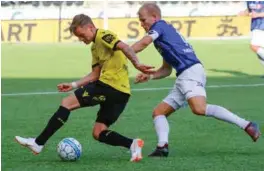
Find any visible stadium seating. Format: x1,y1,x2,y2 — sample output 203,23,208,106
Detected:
1,1,84,7
1,1,244,8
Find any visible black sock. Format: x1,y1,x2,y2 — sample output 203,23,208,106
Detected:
35,106,70,145
98,130,133,149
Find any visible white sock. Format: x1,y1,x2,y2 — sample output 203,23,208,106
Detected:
154,115,169,147
257,47,264,66
205,104,250,129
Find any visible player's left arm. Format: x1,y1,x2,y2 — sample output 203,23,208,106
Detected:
100,31,154,73
115,41,155,73
100,31,140,66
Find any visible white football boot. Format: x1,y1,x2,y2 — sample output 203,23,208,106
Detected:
130,138,144,162
15,136,44,155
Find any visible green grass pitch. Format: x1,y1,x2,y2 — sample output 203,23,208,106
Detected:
2,40,264,171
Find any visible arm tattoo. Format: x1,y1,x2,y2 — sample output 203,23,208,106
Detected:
122,46,139,66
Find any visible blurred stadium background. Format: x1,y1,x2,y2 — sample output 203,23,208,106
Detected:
1,1,252,42
2,1,264,171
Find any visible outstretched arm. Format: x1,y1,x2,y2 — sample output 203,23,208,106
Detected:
135,60,172,84
74,65,101,87
116,41,140,66
131,36,153,53
57,65,101,92
115,41,155,74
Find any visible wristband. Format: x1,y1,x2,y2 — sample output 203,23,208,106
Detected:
71,82,78,89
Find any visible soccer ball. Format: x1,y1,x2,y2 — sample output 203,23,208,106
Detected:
57,138,82,161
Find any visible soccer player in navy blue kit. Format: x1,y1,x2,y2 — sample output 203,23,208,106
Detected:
132,3,261,157
239,1,264,70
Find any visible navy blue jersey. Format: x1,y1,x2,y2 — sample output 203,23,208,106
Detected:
247,1,264,31
147,20,201,76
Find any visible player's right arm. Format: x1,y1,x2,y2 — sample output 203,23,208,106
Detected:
57,64,101,92
74,65,101,87
135,59,172,84
131,28,162,53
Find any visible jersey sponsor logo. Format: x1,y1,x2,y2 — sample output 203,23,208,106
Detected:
102,34,115,44
196,82,204,87
121,84,127,88
92,95,106,102
82,90,89,97
183,48,194,53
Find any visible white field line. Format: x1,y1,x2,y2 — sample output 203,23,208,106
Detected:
1,83,264,97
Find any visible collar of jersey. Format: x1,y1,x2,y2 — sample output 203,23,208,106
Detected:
93,29,99,43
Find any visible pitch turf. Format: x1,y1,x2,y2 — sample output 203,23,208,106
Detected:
2,40,264,171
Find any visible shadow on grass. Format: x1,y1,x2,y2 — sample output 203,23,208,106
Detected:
2,75,264,94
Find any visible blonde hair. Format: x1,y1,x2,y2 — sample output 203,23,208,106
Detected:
69,14,94,33
139,2,161,18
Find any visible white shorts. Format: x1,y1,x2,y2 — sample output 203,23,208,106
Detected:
163,64,206,110
251,29,264,47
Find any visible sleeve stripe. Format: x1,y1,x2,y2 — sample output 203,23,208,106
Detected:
113,40,121,51
92,63,100,68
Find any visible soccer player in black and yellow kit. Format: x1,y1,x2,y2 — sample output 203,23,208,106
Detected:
15,14,154,162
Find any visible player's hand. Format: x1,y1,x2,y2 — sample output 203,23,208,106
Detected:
134,73,151,84
57,83,73,92
249,12,260,18
135,63,155,74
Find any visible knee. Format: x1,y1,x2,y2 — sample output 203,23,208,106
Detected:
92,123,108,140
152,103,175,119
92,130,102,140
61,98,71,109
60,95,80,110
191,106,206,116
152,109,163,118
250,45,259,52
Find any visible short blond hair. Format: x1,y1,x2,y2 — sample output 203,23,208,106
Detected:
69,14,94,33
139,2,161,18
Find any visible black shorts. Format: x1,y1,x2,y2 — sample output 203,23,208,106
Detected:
74,80,130,126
